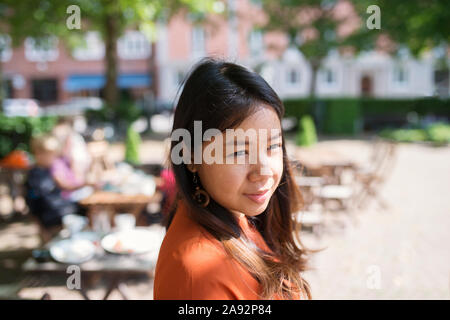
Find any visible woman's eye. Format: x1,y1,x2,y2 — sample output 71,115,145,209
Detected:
233,150,247,156
268,143,281,151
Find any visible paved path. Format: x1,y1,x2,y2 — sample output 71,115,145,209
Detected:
303,142,450,299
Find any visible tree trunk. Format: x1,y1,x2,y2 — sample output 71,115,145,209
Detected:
0,48,4,112
309,59,323,132
104,14,119,108
309,59,321,98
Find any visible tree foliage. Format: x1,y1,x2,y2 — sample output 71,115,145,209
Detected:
0,0,217,108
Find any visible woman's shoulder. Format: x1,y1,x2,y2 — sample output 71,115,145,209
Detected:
154,205,248,299
158,206,228,268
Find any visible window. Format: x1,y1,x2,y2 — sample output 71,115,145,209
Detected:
321,68,337,85
0,34,12,62
2,79,13,98
118,31,151,60
434,69,449,97
25,37,59,62
249,30,264,57
32,79,58,103
72,32,105,61
393,65,408,86
192,26,205,56
287,68,300,85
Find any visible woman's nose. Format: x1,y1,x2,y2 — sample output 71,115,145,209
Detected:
248,154,272,182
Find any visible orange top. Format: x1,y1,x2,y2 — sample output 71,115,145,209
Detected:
153,201,281,300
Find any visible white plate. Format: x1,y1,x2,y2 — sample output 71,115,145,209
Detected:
49,239,96,264
72,231,101,244
101,228,160,255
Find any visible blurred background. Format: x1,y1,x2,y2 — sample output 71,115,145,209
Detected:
0,0,449,300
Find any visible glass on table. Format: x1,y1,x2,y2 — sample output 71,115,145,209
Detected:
114,213,136,231
62,214,89,237
92,210,112,236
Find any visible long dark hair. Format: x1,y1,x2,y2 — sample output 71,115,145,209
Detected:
167,58,311,299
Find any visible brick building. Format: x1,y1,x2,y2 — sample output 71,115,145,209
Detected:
1,30,156,106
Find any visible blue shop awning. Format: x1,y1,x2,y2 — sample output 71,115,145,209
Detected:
65,73,151,92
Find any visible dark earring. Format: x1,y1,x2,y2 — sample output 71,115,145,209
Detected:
192,172,210,207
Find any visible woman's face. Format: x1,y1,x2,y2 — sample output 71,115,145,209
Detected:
193,106,284,218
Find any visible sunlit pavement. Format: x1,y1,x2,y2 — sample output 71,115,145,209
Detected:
302,142,450,299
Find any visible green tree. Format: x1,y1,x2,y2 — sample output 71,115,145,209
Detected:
64,0,217,108
260,0,354,97
347,0,450,96
0,0,217,109
261,0,450,97
0,0,78,111
349,0,449,56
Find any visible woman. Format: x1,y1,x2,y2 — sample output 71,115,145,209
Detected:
153,59,311,300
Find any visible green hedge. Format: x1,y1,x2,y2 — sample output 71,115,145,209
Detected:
379,123,450,144
0,115,57,158
283,98,314,120
323,98,361,135
361,98,450,116
282,97,450,135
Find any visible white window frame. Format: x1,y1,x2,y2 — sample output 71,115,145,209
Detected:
0,34,12,62
24,36,59,62
392,64,409,87
191,26,205,57
72,31,105,61
249,30,264,58
118,30,151,60
286,67,301,87
320,67,338,87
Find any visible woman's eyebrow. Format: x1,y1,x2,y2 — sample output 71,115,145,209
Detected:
225,132,282,145
226,140,248,146
270,131,282,140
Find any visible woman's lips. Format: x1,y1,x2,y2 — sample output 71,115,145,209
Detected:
244,189,270,204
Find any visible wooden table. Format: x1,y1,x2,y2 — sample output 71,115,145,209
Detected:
295,147,359,184
79,191,162,227
295,176,325,187
22,225,165,300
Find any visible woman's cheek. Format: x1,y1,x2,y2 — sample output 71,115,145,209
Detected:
270,152,284,179
200,164,246,196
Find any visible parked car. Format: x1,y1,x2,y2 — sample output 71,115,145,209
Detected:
65,97,104,111
2,99,41,117
43,97,104,116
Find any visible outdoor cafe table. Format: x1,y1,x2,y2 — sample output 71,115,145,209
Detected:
22,225,165,300
295,148,359,184
79,191,162,227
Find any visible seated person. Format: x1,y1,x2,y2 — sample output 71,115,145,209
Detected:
52,117,92,185
50,155,93,202
25,135,80,229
